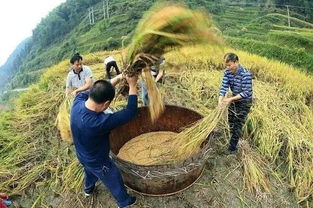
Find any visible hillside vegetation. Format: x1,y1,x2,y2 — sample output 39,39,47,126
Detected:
1,0,313,93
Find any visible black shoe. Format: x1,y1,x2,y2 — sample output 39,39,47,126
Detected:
118,196,136,208
228,149,237,154
227,147,237,155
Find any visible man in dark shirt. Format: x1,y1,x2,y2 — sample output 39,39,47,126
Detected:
70,75,138,207
218,53,253,153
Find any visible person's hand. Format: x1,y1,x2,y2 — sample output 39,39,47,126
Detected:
126,75,138,95
110,73,124,86
222,98,232,106
126,75,138,88
116,73,124,81
218,97,231,110
71,90,78,96
218,100,225,110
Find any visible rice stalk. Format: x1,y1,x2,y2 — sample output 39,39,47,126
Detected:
62,160,84,194
142,68,165,122
56,97,73,142
172,107,225,160
126,4,221,63
121,3,222,122
240,141,271,195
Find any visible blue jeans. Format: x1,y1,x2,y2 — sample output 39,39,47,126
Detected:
83,159,133,207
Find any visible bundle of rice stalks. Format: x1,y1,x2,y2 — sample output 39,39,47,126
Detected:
56,97,73,142
171,107,225,160
126,3,221,64
121,3,222,122
239,140,271,195
142,68,164,122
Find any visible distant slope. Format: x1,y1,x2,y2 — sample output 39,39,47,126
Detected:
0,38,30,90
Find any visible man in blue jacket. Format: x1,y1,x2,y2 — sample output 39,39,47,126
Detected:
218,53,253,154
70,75,138,207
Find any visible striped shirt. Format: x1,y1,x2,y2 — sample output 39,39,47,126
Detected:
219,65,253,100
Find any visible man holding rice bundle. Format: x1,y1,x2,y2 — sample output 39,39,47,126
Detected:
70,75,138,207
66,53,93,97
218,53,253,154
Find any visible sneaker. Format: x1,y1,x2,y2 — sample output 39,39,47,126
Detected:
84,191,92,197
118,196,136,208
84,186,95,197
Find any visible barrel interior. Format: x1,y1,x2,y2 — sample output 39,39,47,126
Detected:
109,105,205,196
110,105,202,154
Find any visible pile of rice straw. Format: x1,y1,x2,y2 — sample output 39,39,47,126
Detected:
56,97,73,142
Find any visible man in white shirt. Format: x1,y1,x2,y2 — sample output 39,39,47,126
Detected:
104,56,121,79
66,53,93,96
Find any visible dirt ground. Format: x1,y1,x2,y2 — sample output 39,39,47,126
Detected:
48,150,299,208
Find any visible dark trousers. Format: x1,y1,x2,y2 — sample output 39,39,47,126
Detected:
228,99,252,151
106,61,120,79
83,159,132,207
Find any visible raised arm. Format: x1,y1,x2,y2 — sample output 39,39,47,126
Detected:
110,73,123,87
104,75,138,130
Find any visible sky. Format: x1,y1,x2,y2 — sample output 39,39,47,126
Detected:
0,0,67,66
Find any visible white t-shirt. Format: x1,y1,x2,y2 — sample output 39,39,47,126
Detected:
104,56,115,65
66,66,93,89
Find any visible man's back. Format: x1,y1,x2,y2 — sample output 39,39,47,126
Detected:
104,56,115,65
70,91,138,167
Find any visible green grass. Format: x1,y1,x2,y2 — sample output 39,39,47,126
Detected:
226,36,313,73
268,30,313,54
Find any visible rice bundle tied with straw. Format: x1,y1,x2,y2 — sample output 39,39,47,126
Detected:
121,3,222,122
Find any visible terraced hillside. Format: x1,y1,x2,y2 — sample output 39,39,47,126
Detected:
1,1,313,104
210,4,313,72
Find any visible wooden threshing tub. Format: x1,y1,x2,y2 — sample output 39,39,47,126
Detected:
109,105,213,196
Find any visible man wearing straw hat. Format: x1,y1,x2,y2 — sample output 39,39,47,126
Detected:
66,53,93,97
70,75,138,207
218,53,253,154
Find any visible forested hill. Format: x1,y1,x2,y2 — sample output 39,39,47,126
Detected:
0,0,312,93
0,0,155,91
